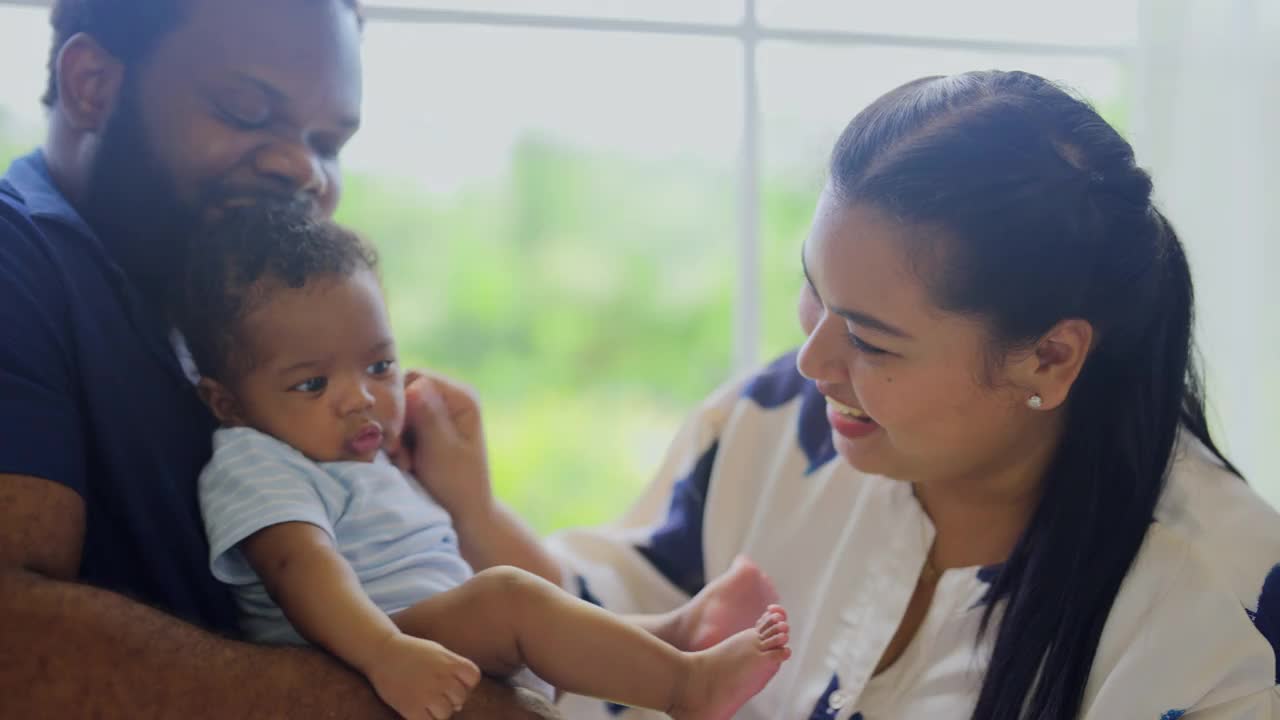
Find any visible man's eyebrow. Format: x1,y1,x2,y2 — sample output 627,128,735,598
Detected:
223,71,360,130
227,72,282,102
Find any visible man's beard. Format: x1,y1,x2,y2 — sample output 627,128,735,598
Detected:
81,79,201,317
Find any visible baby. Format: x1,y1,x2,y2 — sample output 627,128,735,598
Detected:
179,204,789,720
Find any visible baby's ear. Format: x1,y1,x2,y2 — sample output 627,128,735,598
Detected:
197,377,244,426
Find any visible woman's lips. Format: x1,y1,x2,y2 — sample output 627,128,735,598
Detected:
826,398,879,439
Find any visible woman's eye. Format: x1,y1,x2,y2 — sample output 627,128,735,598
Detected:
847,332,888,356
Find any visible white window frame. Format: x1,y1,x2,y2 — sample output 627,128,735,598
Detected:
2,0,1134,371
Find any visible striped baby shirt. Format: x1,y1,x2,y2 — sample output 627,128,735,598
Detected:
198,426,474,645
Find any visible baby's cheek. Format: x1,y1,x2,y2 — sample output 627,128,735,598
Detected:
385,392,407,435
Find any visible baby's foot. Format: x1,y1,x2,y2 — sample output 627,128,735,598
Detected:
669,606,790,720
684,556,780,651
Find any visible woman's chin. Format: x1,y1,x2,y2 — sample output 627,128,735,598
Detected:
834,433,888,475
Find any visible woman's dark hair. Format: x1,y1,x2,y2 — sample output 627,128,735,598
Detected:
179,202,378,383
828,70,1239,720
43,0,363,108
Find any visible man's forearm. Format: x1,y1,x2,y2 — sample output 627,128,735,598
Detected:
0,567,394,718
0,569,560,719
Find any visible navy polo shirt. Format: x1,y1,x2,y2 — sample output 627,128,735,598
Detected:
0,151,239,635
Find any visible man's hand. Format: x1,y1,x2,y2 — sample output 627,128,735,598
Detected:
388,371,495,530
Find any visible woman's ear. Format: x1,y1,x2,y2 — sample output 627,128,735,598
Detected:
1015,318,1094,411
197,378,245,426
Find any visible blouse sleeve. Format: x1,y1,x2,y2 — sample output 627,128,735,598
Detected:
1082,524,1278,720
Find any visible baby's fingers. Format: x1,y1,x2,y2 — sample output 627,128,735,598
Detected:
443,675,473,710
454,657,481,689
425,694,456,720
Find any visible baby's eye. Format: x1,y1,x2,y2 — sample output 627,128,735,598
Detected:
367,360,395,376
291,377,328,393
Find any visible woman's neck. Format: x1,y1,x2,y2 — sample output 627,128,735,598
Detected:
913,420,1062,570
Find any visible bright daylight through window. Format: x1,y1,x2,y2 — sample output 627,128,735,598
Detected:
0,0,1154,529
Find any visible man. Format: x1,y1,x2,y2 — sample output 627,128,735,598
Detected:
0,1,557,716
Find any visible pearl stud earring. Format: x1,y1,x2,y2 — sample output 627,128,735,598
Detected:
1027,395,1044,410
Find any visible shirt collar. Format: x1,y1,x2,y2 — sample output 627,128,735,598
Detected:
3,149,97,240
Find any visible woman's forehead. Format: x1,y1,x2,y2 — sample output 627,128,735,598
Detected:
805,198,965,330
807,201,916,291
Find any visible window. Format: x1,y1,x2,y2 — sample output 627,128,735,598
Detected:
344,23,742,528
0,1,1145,528
0,6,47,160
757,0,1137,46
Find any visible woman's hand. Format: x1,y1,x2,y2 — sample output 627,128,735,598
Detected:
389,371,564,585
388,371,495,530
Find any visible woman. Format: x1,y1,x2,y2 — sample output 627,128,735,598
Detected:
550,71,1280,719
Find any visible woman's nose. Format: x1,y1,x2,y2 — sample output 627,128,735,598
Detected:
795,314,848,385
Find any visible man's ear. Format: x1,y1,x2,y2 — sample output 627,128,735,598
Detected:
54,32,125,132
1012,318,1094,411
197,378,245,426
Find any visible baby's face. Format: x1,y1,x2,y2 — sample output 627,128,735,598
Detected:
232,269,406,463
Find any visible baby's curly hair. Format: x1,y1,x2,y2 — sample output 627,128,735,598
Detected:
180,203,378,382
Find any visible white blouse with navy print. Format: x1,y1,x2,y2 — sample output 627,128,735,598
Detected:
549,352,1280,720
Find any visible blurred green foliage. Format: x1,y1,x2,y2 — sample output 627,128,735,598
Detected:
333,136,812,532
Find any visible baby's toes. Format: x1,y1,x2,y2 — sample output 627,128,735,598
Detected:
754,610,780,632
760,625,790,651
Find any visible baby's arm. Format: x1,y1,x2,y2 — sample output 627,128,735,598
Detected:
398,372,565,586
240,522,481,719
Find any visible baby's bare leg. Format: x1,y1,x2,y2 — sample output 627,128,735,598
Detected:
392,566,790,718
391,566,689,710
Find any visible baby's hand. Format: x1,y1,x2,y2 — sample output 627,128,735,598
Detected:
365,633,481,720
391,371,495,526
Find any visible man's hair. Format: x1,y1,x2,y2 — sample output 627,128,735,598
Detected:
43,0,363,108
179,203,379,383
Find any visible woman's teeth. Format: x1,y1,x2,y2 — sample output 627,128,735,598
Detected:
828,398,871,420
